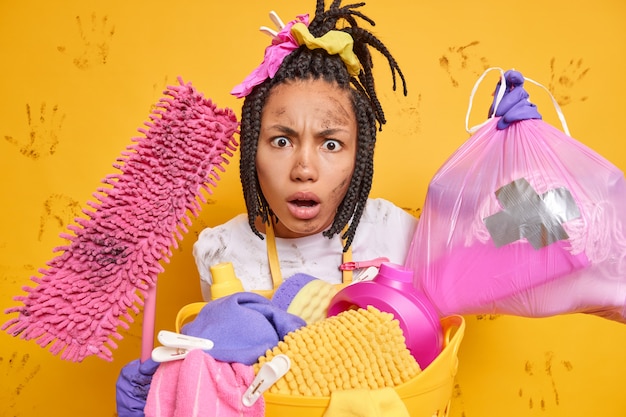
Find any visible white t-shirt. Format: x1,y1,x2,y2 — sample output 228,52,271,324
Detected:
193,198,418,292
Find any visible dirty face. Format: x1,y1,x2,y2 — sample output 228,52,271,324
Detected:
255,78,357,238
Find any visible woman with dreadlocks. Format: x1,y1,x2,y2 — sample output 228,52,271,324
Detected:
116,3,417,415
193,0,417,300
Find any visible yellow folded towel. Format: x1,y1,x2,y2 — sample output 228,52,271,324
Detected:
324,387,410,417
255,306,421,397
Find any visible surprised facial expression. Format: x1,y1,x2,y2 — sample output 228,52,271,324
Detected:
255,78,357,238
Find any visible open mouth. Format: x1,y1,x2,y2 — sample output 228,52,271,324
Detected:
287,194,321,220
291,199,318,207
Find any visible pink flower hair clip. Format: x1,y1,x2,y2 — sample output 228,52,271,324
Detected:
230,11,310,98
231,10,361,98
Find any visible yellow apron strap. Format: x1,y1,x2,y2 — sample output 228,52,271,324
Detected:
265,220,285,290
341,234,353,285
266,220,353,289
248,220,283,299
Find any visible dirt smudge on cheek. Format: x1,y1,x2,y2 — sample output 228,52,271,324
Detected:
331,174,352,202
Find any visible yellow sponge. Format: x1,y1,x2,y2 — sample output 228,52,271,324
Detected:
286,279,339,324
255,306,421,397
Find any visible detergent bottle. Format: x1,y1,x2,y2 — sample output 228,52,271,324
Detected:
327,262,443,368
209,262,245,300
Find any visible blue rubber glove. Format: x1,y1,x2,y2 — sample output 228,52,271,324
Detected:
115,358,160,417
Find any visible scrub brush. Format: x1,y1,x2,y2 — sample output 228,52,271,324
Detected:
2,77,239,362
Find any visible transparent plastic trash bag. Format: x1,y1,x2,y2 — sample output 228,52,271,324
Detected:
406,68,626,323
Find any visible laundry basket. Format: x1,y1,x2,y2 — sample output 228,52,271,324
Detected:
262,314,464,417
173,305,464,417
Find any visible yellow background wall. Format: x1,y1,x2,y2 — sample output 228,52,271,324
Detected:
1,1,625,416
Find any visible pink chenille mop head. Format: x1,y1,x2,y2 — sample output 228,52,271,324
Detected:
2,77,239,362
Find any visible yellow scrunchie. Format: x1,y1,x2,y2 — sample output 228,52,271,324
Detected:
291,22,361,77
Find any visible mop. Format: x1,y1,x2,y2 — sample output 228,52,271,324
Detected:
3,77,239,362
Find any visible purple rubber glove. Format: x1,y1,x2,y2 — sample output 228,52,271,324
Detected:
115,358,160,417
488,69,542,129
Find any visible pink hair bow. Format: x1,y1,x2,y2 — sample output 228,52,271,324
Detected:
231,14,310,98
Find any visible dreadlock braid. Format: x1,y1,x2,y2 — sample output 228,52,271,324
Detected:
240,83,272,238
239,0,407,249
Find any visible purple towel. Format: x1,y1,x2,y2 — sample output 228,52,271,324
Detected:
182,292,306,365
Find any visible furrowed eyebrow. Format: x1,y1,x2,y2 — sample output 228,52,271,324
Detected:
318,128,349,137
265,125,348,138
265,124,297,136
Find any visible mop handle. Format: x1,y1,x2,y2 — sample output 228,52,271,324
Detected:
140,285,157,363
